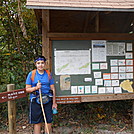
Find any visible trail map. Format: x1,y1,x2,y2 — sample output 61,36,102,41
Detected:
54,50,91,75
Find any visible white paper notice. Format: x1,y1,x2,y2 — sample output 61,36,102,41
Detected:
126,60,133,65
111,73,118,79
110,59,118,66
126,43,132,51
95,79,103,85
105,87,114,94
112,80,119,86
125,53,133,59
100,63,108,70
92,40,106,62
126,66,133,72
119,73,126,79
55,50,91,75
107,42,125,56
85,86,91,94
71,86,78,94
111,67,118,73
98,87,105,94
78,86,84,94
126,73,133,79
94,72,101,78
114,87,122,94
119,67,126,72
118,59,125,66
103,73,111,80
84,78,92,82
104,80,111,86
92,86,98,93
92,63,100,70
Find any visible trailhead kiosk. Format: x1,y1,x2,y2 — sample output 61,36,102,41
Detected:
26,0,134,103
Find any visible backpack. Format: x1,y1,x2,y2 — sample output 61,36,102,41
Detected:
31,69,51,82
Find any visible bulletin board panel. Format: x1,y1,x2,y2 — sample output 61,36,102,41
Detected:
52,40,134,104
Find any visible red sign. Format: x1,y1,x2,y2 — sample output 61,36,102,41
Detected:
56,96,81,104
0,88,26,103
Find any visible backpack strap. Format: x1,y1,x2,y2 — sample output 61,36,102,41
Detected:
31,69,36,82
31,69,51,82
45,70,51,80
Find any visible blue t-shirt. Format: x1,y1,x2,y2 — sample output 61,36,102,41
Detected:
26,70,54,100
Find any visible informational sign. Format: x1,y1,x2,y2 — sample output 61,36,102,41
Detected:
60,75,71,90
92,40,106,62
107,42,125,56
54,50,91,75
56,96,81,104
52,40,134,104
0,89,26,103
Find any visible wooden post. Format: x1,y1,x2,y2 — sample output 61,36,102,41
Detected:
7,84,16,134
42,9,50,70
132,100,134,131
95,12,99,33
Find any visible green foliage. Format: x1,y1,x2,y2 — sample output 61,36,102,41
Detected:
0,0,41,90
0,0,41,123
53,101,132,129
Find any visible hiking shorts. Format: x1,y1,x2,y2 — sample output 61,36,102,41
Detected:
29,98,53,124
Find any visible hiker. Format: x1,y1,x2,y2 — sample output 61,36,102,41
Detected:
26,55,57,134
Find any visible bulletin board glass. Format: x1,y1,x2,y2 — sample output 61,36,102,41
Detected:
52,40,133,99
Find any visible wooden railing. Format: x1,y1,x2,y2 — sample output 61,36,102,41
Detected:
0,84,26,134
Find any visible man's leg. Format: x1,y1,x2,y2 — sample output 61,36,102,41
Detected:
34,123,42,134
44,123,52,134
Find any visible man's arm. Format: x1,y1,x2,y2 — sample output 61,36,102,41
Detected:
50,84,57,108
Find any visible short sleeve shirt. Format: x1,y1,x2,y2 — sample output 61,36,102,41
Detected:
26,70,54,100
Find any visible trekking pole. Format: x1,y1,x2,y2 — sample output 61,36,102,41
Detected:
38,80,50,134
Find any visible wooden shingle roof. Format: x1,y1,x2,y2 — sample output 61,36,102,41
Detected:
26,0,134,11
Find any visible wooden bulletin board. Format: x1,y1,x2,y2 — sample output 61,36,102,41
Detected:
52,40,134,104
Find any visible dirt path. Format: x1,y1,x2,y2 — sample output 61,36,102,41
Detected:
0,125,133,134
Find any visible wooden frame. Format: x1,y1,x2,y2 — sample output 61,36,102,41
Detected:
41,10,134,103
48,33,134,40
38,7,134,130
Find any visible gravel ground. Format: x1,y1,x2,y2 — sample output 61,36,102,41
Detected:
0,125,133,134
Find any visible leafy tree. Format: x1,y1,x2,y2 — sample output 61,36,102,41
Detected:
0,0,42,122
0,0,41,91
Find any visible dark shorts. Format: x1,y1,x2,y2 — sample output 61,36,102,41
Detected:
29,99,53,124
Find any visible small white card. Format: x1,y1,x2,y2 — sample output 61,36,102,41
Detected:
92,63,100,70
84,78,92,82
111,73,118,79
126,73,133,79
118,59,125,66
119,73,126,79
114,87,122,94
110,59,118,66
119,67,126,72
71,86,77,94
94,72,101,78
92,86,98,93
100,63,108,70
126,66,133,72
95,79,103,85
126,53,133,59
98,87,105,94
126,60,133,65
112,80,119,86
126,43,132,51
104,80,112,86
103,73,111,80
105,87,114,94
78,86,84,94
85,86,91,94
111,67,118,73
